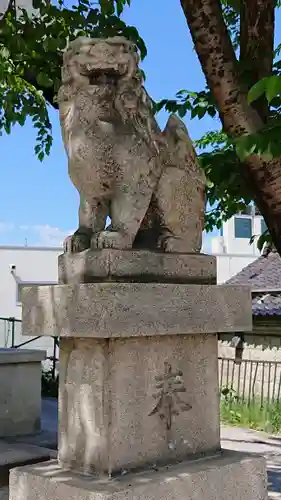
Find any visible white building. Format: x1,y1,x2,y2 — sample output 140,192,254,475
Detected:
0,0,34,15
210,206,267,283
0,246,61,358
0,207,267,356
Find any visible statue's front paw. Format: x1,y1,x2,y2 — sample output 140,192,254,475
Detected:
157,234,201,253
91,230,132,250
157,235,185,253
63,231,91,253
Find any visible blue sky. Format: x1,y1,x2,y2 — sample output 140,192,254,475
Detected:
0,1,279,249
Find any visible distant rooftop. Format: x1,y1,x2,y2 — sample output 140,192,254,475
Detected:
226,248,281,290
227,249,281,316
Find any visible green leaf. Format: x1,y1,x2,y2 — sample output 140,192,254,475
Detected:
208,106,217,118
235,135,258,161
36,72,54,88
177,104,188,118
17,114,26,126
248,78,268,104
32,0,41,8
265,76,281,103
38,151,44,162
257,231,271,252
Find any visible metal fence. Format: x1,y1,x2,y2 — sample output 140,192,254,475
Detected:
1,318,281,399
0,316,59,377
219,356,281,405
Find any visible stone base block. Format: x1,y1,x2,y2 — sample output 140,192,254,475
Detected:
58,249,216,285
9,450,268,500
0,441,54,487
58,334,220,474
22,282,252,338
0,349,46,437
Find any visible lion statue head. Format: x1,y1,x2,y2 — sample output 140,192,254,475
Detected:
58,36,160,153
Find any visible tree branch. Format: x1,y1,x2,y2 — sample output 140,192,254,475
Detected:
180,0,261,137
240,0,275,123
180,0,281,255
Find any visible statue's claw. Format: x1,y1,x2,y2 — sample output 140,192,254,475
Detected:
63,231,91,253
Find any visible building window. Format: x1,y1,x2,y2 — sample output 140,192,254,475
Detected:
234,217,252,239
261,218,268,234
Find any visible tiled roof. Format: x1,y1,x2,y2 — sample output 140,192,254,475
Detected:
226,250,281,289
226,250,281,317
252,291,281,317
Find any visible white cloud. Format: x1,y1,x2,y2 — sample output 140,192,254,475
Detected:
0,221,74,247
34,225,73,246
20,224,74,247
0,222,14,233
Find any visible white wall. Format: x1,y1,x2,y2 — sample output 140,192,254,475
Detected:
222,215,262,255
215,253,257,284
0,0,33,15
208,210,265,282
0,246,61,359
212,214,266,257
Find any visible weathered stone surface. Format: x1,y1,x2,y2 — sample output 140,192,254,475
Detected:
58,249,216,285
59,37,206,254
58,334,220,474
22,283,252,338
0,349,45,437
9,451,268,500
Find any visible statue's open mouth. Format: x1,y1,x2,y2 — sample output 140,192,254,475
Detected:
85,69,120,86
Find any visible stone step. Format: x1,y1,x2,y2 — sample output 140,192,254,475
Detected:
0,441,56,487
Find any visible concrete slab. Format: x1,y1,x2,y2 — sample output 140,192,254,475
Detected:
0,349,46,437
22,283,252,338
0,441,54,487
58,249,217,285
0,487,8,500
6,399,58,450
9,451,267,500
221,425,281,500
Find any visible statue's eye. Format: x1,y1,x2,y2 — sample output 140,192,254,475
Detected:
123,92,134,102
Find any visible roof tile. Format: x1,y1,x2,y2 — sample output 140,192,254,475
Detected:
226,251,281,289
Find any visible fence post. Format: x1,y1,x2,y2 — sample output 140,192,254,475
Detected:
10,317,15,348
51,337,58,379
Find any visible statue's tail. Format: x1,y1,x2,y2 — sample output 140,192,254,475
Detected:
163,114,205,179
162,113,207,227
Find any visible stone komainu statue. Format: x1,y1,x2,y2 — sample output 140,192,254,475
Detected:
58,36,206,253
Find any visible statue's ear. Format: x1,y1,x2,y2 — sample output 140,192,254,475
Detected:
163,114,189,143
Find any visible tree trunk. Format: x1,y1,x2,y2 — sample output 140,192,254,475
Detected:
180,0,281,255
240,0,274,123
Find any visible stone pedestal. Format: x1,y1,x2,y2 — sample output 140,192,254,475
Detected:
0,349,45,437
58,334,220,474
10,451,267,500
9,250,268,500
